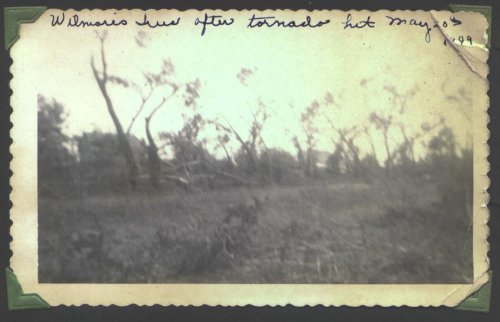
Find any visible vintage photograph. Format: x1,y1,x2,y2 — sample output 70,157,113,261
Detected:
35,12,476,285
9,9,489,305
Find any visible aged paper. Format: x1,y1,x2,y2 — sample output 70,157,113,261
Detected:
10,9,489,306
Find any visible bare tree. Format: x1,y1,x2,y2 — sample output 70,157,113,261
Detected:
209,66,268,176
321,91,365,175
92,31,201,190
158,112,212,188
325,119,362,176
141,64,201,190
90,31,139,188
211,103,268,175
362,124,377,161
374,84,419,171
126,82,153,135
393,123,416,166
383,84,418,113
214,132,234,169
369,112,395,172
294,100,321,177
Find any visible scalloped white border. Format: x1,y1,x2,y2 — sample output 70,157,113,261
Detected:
9,9,490,307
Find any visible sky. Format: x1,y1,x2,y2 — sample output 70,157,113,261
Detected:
18,9,484,162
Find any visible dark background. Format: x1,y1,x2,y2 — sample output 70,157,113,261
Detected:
0,0,498,321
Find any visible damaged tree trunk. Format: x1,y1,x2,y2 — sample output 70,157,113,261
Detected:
143,92,176,191
145,116,162,190
91,33,139,188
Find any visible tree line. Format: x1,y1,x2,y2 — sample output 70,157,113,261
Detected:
38,31,472,199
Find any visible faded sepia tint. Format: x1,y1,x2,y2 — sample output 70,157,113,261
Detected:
33,10,481,284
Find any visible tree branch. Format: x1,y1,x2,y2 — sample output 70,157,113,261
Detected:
127,84,154,135
219,117,248,150
95,31,108,81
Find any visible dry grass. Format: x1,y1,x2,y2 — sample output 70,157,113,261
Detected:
39,176,472,283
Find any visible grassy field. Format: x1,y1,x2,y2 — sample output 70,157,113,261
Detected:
39,176,472,283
